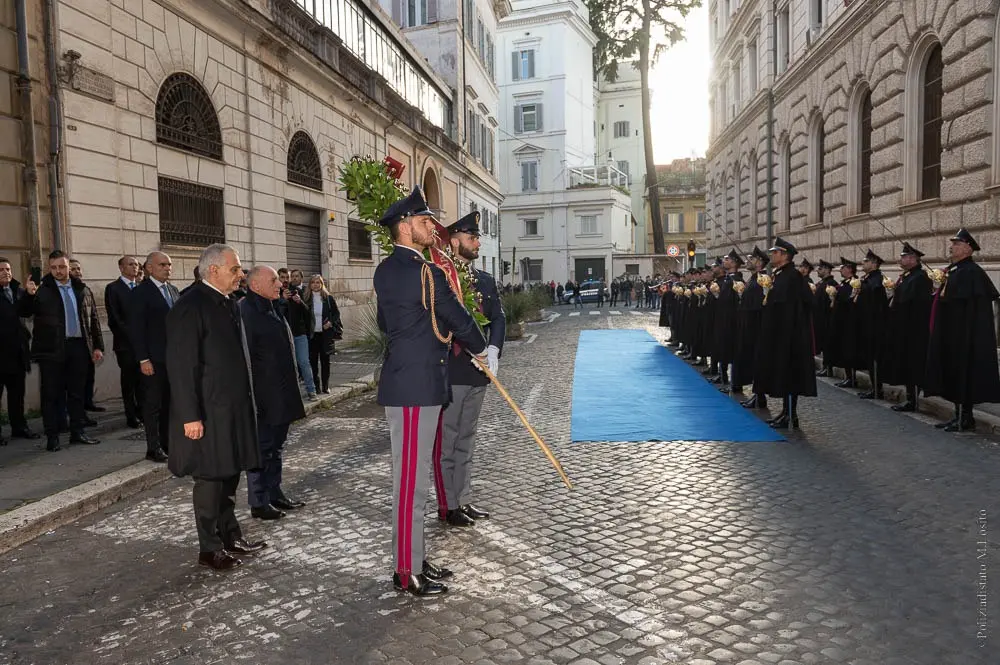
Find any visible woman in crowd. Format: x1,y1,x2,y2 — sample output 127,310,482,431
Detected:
307,275,342,394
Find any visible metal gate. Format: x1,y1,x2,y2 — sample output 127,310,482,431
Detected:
284,203,322,277
574,258,606,282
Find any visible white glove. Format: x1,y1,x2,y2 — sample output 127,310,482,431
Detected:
487,345,500,375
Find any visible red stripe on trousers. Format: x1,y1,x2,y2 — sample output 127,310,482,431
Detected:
397,407,412,587
432,408,447,517
403,406,421,584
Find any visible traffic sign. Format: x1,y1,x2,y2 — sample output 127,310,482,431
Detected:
667,245,681,257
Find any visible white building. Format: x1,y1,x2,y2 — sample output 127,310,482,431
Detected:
596,63,649,252
379,0,510,277
497,0,633,286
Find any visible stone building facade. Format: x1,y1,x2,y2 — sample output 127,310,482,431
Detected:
706,0,1000,278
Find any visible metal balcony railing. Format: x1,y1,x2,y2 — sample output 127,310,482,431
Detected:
568,164,630,190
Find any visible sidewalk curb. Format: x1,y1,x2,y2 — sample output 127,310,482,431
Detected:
0,373,376,557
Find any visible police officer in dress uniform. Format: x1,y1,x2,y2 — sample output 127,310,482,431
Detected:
374,187,489,596
753,238,817,428
923,228,1000,431
881,242,932,413
712,250,743,392
735,247,768,410
435,211,505,527
814,259,838,377
701,260,725,377
856,249,888,400
797,258,815,284
829,257,860,388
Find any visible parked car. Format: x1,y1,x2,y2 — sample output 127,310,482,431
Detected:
576,279,610,303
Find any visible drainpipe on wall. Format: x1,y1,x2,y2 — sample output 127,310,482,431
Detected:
765,88,774,252
15,0,43,267
241,30,256,265
43,0,63,252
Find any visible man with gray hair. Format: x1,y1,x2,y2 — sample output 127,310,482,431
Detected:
128,251,179,463
167,244,266,570
240,265,307,520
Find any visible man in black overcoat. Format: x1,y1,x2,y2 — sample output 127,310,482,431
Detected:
0,257,38,444
829,258,860,388
711,250,743,391
735,247,768,410
167,244,265,571
104,256,143,429
813,260,838,377
241,265,307,521
880,242,932,413
923,229,1000,431
129,252,180,462
855,249,888,400
753,238,817,428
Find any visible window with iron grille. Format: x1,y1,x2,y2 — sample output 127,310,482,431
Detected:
158,177,225,247
348,219,373,260
287,131,323,191
155,73,223,160
921,45,943,200
860,91,873,213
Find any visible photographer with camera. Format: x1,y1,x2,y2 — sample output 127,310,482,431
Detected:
278,268,317,400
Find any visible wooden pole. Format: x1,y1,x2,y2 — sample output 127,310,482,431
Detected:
469,354,573,490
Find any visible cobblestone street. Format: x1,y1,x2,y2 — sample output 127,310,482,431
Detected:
1,311,998,665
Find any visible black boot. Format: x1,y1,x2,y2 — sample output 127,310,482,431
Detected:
758,394,768,410
935,404,961,429
741,394,759,409
816,364,832,377
892,386,918,412
834,369,856,388
944,403,976,432
789,395,800,428
768,397,789,427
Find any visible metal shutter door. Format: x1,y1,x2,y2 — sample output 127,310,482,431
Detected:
284,204,322,278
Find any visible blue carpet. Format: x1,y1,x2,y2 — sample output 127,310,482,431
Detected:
570,329,785,442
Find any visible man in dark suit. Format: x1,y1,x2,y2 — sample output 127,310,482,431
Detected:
240,265,307,521
104,256,143,428
19,250,103,451
0,257,39,444
167,243,266,571
435,211,505,528
129,251,179,463
375,187,488,596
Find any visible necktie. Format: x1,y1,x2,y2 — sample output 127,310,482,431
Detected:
161,284,173,308
3,286,11,303
61,284,81,337
129,281,135,289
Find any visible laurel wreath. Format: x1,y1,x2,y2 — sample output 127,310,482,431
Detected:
337,155,407,257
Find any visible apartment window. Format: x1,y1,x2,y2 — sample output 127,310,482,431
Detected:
665,212,683,234
521,161,539,191
696,211,706,231
733,60,742,112
747,40,758,96
526,259,542,281
486,36,495,79
613,121,630,138
921,45,943,200
780,141,791,230
477,19,485,60
348,219,373,260
719,75,729,125
579,215,598,235
514,103,542,132
406,0,428,28
463,0,474,39
810,0,825,30
860,90,873,213
524,218,539,236
778,6,790,74
512,49,535,80
617,160,630,183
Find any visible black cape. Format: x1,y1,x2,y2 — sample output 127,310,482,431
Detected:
813,275,838,357
923,257,1000,405
711,272,742,364
733,272,764,387
880,267,932,388
855,269,888,369
827,279,859,369
753,265,818,397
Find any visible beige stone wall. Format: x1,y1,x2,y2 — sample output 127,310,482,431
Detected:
707,0,1000,278
56,0,465,323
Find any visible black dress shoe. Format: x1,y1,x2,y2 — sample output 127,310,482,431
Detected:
11,428,40,440
816,368,832,377
250,505,286,520
145,448,168,463
422,560,454,580
461,504,490,520
273,496,306,510
944,419,976,433
85,404,107,412
224,538,268,555
741,395,758,408
445,509,475,527
198,550,242,570
127,419,143,429
46,436,61,452
392,572,448,596
834,379,855,388
708,376,723,384
83,416,98,427
935,418,958,429
857,390,883,400
770,415,791,429
70,433,100,445
891,402,917,412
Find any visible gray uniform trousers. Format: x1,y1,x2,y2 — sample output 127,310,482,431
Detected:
386,404,442,580
435,384,487,515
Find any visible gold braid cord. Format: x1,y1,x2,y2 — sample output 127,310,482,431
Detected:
421,262,453,345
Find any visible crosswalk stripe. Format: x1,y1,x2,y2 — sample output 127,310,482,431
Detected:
588,311,601,315
569,312,581,317
609,310,622,316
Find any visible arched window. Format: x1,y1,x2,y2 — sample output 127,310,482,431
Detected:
287,131,323,191
904,35,943,202
809,114,825,225
726,174,735,238
779,138,791,230
860,91,873,212
848,84,873,215
155,73,222,160
748,152,758,234
736,162,744,240
921,45,943,199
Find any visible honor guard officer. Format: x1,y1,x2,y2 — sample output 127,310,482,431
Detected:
856,249,888,400
814,260,838,377
881,242,932,413
435,211,506,527
374,187,489,596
